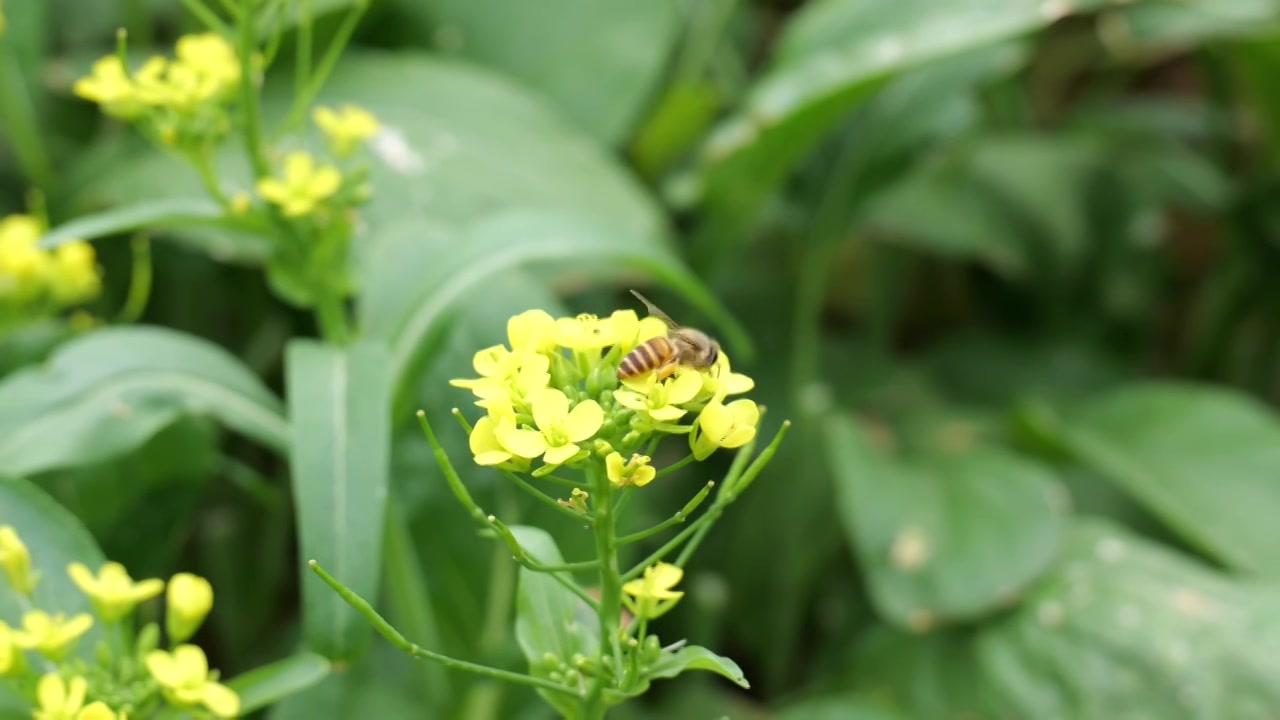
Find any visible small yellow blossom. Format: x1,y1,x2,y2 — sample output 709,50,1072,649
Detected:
68,561,164,622
468,415,528,471
616,370,702,422
0,525,37,595
256,151,343,217
166,573,214,644
76,702,123,720
622,562,684,620
0,621,16,675
691,398,760,461
174,33,241,91
33,674,122,720
48,242,101,305
507,309,558,353
605,309,668,354
313,104,381,157
73,56,150,118
452,351,551,414
554,314,615,351
497,388,603,466
699,352,754,398
13,611,93,661
605,452,657,488
146,644,241,718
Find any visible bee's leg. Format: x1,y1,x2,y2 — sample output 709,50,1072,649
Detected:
655,360,679,382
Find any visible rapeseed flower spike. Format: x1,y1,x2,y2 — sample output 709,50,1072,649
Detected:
68,561,165,622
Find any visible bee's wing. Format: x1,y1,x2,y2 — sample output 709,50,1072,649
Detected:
630,289,680,329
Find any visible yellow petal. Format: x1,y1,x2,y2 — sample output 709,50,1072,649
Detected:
496,423,548,459
721,371,754,395
531,388,569,429
66,676,87,710
613,390,647,411
282,151,315,181
255,178,287,203
563,400,603,442
647,405,686,422
146,650,183,686
58,614,93,645
201,682,241,718
77,701,119,720
507,309,556,351
667,371,702,405
605,452,626,485
131,577,166,602
308,166,342,199
67,562,96,594
647,562,683,590
543,443,580,466
36,674,66,711
632,465,657,487
727,399,760,427
474,450,513,466
174,644,209,677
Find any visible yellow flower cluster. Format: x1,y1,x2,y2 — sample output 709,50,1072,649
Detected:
255,107,380,219
451,304,760,481
74,33,240,121
0,214,101,324
0,525,237,719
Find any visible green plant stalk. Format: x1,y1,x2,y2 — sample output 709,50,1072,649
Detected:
115,236,154,324
294,0,313,104
0,44,54,191
315,295,351,345
309,560,582,698
180,0,233,35
382,499,449,711
617,481,714,545
275,0,371,139
584,463,623,717
238,0,271,179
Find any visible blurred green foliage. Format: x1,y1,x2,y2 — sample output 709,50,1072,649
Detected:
4,0,1280,717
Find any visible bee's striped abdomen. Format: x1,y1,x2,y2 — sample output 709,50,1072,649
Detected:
618,336,675,379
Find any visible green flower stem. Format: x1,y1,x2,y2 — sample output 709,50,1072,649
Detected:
417,410,488,523
617,481,715,545
589,463,624,708
237,0,271,179
181,0,232,39
115,236,153,323
653,453,696,478
621,505,720,582
275,0,371,140
486,515,600,610
294,0,313,104
189,148,230,206
309,560,582,698
722,420,791,501
315,295,351,345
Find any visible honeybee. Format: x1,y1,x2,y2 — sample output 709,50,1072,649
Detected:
618,290,721,381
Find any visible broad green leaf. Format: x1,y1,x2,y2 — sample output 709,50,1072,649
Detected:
511,525,598,719
851,626,1006,718
0,478,106,658
389,0,678,143
36,197,274,263
228,652,332,714
1105,0,1280,50
286,339,393,660
776,693,909,720
979,519,1280,716
646,646,749,689
0,326,287,476
693,0,1108,249
360,211,745,396
825,413,1068,629
0,320,74,379
1051,381,1280,578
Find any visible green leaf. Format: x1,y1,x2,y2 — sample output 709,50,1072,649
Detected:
694,0,1108,249
511,525,598,719
775,693,909,720
360,211,746,396
1052,381,1280,578
646,646,749,690
227,652,332,714
980,519,1280,716
37,197,232,248
1105,0,1280,50
0,326,288,476
389,0,678,143
825,413,1068,629
0,477,106,657
851,626,1007,718
286,339,393,660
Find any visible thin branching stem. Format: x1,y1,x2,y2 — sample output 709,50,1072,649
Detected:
617,481,715,545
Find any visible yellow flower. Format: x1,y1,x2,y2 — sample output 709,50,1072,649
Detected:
622,563,684,620
174,33,241,91
73,56,149,118
313,104,381,157
146,644,241,718
699,352,754,398
605,309,668,354
32,674,122,720
0,525,37,595
76,702,123,720
0,621,16,675
605,452,656,488
145,60,225,111
496,388,603,466
506,309,558,353
691,398,760,461
166,573,214,644
47,242,101,304
256,151,343,217
454,351,552,415
13,611,93,661
68,561,164,622
616,370,702,422
554,314,615,350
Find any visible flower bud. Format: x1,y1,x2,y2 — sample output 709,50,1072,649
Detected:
0,526,37,596
166,573,213,644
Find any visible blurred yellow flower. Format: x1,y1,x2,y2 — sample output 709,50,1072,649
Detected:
257,151,342,217
75,702,123,720
33,674,122,720
174,33,240,90
507,309,558,353
616,370,702,422
313,104,381,157
605,452,656,488
496,388,603,466
699,352,754,398
48,242,101,305
0,621,15,675
13,611,93,661
0,525,37,595
691,398,760,461
166,573,214,644
622,562,684,620
73,56,152,119
146,644,241,718
605,309,667,354
68,561,164,622
555,314,615,351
